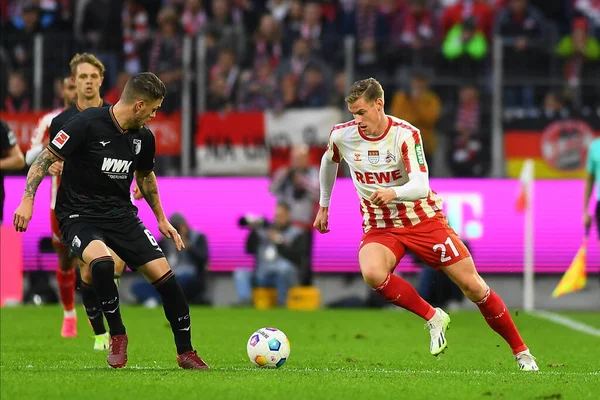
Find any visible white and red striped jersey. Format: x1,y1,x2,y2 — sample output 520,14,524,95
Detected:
27,107,64,210
325,115,443,232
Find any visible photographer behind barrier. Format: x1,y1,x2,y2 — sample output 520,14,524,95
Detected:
269,145,319,285
233,202,308,307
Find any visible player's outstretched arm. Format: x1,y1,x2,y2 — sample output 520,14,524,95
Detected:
135,170,165,219
0,121,25,171
25,144,44,166
13,148,60,232
370,170,430,206
0,143,25,171
135,170,185,250
24,148,59,199
314,153,338,234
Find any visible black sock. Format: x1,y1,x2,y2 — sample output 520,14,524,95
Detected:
90,257,126,336
153,271,193,355
80,280,107,335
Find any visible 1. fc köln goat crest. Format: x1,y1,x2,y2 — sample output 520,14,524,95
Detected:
133,139,142,155
368,150,380,164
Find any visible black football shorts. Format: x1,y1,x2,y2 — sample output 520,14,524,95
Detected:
60,215,164,269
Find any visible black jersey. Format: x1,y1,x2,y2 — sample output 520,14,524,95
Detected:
47,106,156,221
49,100,111,142
1,119,19,220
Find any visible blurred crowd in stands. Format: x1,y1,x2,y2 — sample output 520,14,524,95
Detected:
1,0,599,179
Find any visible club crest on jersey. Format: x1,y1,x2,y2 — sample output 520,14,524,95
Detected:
354,153,361,162
52,130,70,149
368,150,379,164
133,139,142,155
385,150,396,163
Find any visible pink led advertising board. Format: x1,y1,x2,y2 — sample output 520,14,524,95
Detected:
3,177,598,274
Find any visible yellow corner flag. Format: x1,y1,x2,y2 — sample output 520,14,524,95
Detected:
552,232,588,298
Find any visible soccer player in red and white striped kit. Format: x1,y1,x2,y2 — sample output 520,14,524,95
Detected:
314,78,538,371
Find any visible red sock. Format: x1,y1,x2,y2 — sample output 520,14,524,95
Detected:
56,269,76,312
374,273,435,320
475,288,527,355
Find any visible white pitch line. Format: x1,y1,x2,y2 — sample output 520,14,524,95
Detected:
15,364,598,376
529,311,600,337
71,365,598,376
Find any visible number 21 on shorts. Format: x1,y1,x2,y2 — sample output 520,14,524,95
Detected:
433,237,459,263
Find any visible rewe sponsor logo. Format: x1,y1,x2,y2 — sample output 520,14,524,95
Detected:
354,170,402,184
101,158,132,174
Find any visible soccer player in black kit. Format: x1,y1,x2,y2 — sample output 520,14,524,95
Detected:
44,53,124,346
1,119,25,223
14,72,209,370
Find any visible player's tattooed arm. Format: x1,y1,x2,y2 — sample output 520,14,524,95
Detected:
135,170,165,219
23,148,60,200
136,170,185,250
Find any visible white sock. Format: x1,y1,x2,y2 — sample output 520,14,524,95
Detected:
64,309,76,317
428,308,440,322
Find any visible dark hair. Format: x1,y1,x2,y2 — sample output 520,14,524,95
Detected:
121,72,166,103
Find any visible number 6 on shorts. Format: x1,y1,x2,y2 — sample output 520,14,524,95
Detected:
144,229,159,247
433,237,459,263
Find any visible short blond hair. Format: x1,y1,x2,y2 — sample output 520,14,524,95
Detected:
69,53,105,77
345,77,384,104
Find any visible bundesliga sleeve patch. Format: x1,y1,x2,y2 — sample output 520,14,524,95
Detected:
52,130,70,149
415,143,426,166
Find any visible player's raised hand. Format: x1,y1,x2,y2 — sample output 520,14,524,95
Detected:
48,161,63,176
313,207,330,234
158,218,185,251
13,199,34,232
370,188,396,206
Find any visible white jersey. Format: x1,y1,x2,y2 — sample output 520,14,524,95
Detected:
27,108,64,210
325,115,443,232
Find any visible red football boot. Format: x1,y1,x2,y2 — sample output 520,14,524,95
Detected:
107,334,128,368
177,350,210,370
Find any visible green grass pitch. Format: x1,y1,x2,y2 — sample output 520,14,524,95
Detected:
1,306,599,399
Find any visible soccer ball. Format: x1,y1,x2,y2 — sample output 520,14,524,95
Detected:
247,327,290,368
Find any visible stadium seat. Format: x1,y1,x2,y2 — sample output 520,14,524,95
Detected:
252,288,278,309
286,286,321,310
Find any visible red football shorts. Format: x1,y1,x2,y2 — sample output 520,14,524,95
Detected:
359,215,471,269
50,208,66,249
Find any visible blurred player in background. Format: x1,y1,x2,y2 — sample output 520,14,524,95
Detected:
14,72,209,370
27,76,77,166
26,76,78,337
314,78,538,371
584,137,600,241
1,119,25,224
31,54,125,350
